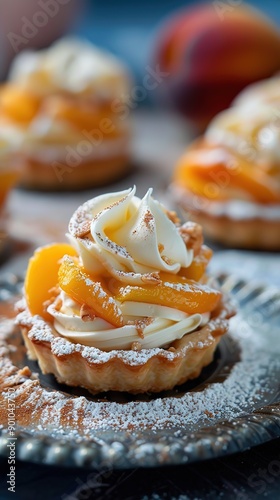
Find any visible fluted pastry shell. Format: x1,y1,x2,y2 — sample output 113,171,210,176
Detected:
170,183,280,251
182,210,280,250
19,155,130,190
16,297,233,394
173,185,280,250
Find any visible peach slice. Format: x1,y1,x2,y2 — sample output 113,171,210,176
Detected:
25,243,77,322
0,86,40,123
58,256,123,327
179,245,212,281
111,273,221,315
44,97,120,137
175,142,280,203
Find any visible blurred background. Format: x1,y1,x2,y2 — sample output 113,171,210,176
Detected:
1,0,280,86
1,6,280,498
1,0,280,132
1,0,280,270
74,0,280,82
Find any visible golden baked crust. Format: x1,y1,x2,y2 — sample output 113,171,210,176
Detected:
182,210,280,250
16,297,234,394
172,185,280,250
0,284,234,435
19,155,130,191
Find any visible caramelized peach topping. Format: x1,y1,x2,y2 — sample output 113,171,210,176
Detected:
25,239,219,327
58,256,124,327
44,96,120,137
0,86,40,123
178,245,213,281
110,273,221,315
24,243,77,322
175,140,280,203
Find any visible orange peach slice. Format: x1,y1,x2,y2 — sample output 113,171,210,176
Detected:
44,97,120,137
175,143,280,203
0,86,40,123
58,256,123,327
25,243,77,321
111,273,221,315
179,245,212,281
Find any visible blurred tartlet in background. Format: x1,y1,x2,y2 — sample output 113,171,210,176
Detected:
171,75,280,250
152,3,280,132
0,134,21,259
0,39,132,190
0,135,20,213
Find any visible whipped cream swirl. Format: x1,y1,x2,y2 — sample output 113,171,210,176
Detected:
9,38,130,99
48,291,209,350
206,79,280,166
68,186,193,283
48,187,212,351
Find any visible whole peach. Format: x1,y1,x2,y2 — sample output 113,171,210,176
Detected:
153,3,280,131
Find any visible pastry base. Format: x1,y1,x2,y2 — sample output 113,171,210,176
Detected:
173,186,280,250
17,298,233,394
19,155,130,191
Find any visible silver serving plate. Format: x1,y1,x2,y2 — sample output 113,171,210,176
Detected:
0,273,279,469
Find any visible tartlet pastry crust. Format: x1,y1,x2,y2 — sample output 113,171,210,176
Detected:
19,155,130,191
173,186,280,250
17,296,234,394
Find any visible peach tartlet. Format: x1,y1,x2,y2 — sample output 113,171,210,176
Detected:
172,76,280,250
0,39,131,190
16,187,234,393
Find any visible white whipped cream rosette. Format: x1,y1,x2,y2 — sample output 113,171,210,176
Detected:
9,38,131,99
206,103,280,166
206,76,280,179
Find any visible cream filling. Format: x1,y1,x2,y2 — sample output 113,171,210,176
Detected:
206,104,280,163
48,291,209,350
0,116,129,164
232,77,280,110
202,199,280,220
174,185,280,221
197,197,280,220
68,187,194,281
9,38,131,99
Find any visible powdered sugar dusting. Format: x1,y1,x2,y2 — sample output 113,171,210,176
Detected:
10,306,279,434
52,337,79,356
37,334,279,433
2,275,279,440
18,310,223,366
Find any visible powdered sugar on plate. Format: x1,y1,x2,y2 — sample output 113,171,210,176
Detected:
37,332,277,435
1,279,280,439
3,311,278,437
